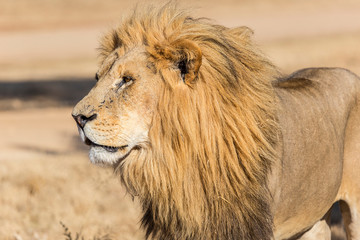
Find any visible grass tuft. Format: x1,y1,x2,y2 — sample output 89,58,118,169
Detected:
60,222,112,240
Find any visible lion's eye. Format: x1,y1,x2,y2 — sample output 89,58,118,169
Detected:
122,76,134,82
116,76,135,90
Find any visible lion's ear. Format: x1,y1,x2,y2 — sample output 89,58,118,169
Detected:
172,39,202,85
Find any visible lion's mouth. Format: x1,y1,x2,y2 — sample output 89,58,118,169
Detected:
84,137,128,153
76,126,141,166
77,126,128,153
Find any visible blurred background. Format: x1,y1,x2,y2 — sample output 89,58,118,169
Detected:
1,0,360,239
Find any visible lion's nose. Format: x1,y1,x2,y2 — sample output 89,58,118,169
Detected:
72,114,97,128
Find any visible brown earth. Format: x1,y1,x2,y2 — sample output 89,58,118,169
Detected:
1,0,360,239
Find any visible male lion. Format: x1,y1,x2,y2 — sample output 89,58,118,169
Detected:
72,4,360,240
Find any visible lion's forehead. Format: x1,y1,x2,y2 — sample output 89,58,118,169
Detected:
97,46,148,80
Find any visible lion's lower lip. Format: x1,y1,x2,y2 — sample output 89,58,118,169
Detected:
92,142,128,153
102,145,119,153
83,134,127,153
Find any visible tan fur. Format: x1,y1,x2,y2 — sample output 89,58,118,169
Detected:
72,3,360,240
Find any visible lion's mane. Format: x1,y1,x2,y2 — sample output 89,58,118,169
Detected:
99,4,279,240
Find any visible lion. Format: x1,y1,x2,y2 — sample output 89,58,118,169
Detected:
72,3,360,240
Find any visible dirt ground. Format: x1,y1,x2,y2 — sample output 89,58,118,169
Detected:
1,0,360,239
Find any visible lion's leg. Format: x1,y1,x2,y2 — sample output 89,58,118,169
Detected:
340,200,360,240
296,212,331,240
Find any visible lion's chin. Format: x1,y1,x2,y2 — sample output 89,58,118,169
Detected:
89,145,133,166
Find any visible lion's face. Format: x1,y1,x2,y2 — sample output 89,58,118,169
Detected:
72,47,161,165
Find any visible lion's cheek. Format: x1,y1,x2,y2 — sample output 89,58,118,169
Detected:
114,111,149,145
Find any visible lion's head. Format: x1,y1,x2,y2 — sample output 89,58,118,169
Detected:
73,3,278,239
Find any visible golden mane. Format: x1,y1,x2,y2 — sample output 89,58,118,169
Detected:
99,3,279,239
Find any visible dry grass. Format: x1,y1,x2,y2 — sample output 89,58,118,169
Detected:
0,155,145,239
60,222,112,240
0,119,144,239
